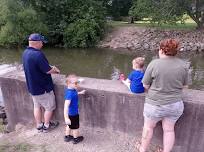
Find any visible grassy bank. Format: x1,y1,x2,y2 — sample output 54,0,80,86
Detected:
0,143,32,152
0,119,5,133
108,18,197,30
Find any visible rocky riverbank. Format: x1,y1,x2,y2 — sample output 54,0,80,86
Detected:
99,26,204,53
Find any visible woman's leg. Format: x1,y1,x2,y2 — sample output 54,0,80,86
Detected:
139,118,157,152
162,118,176,152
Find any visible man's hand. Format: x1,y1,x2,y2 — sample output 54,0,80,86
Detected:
52,66,60,74
47,65,60,74
65,118,71,125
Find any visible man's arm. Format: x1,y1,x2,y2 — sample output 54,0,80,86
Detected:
47,65,60,74
37,53,60,74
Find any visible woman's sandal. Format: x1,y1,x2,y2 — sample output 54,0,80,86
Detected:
135,140,145,152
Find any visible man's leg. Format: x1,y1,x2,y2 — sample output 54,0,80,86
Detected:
32,95,43,127
42,91,59,132
34,108,42,124
162,118,176,152
34,107,43,132
139,118,157,152
44,111,53,126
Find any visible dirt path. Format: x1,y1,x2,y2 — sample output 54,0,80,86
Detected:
0,124,159,152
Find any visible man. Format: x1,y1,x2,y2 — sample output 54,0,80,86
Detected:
22,33,60,133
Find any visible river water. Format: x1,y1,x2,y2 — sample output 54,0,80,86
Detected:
0,47,204,91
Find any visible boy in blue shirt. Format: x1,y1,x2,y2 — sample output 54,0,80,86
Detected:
64,74,86,144
121,57,145,93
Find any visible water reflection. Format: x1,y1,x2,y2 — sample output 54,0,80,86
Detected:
0,47,204,90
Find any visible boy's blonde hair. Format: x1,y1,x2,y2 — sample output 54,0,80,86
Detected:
132,57,145,69
66,74,78,84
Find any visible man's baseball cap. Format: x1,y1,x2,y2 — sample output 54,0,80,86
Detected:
28,33,48,43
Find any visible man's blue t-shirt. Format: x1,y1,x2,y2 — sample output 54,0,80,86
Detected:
22,47,53,95
128,70,145,93
64,88,79,116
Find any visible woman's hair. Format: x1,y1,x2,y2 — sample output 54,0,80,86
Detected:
132,57,145,69
159,39,179,56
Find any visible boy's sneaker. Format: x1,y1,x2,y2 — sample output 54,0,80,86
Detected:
64,135,74,142
43,121,59,133
73,136,84,144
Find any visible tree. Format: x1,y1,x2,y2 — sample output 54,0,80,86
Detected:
104,0,133,20
130,0,204,29
0,0,106,47
181,0,204,29
26,0,106,47
0,0,47,46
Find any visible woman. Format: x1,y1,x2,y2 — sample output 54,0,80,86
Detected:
138,39,188,152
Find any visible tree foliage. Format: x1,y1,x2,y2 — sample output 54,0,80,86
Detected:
181,0,204,29
0,0,47,46
130,0,204,29
0,0,106,47
104,0,133,20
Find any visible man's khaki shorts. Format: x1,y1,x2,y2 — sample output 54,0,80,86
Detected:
31,91,56,111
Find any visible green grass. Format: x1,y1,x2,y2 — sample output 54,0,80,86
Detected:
0,143,31,152
108,18,197,30
0,119,5,133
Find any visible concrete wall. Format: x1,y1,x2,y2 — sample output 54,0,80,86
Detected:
0,69,204,152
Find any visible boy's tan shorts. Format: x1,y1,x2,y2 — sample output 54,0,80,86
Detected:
31,91,56,111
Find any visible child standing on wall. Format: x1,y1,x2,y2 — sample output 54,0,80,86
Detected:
64,74,86,144
121,57,145,93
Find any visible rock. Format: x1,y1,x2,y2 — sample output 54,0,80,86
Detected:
134,43,142,49
191,46,198,52
186,45,192,51
200,43,204,52
100,26,204,52
143,43,150,50
179,47,185,52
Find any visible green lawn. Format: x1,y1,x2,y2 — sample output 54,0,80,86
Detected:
0,143,32,152
0,119,5,133
108,18,197,30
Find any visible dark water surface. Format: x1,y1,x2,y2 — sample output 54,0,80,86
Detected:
0,47,204,90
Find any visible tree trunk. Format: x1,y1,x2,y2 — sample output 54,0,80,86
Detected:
186,0,204,29
128,16,134,24
187,11,204,30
